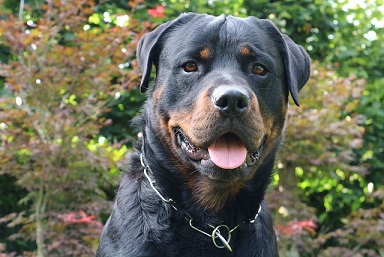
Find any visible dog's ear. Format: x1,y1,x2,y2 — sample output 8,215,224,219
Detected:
136,21,172,93
279,33,311,106
261,20,311,106
137,13,198,93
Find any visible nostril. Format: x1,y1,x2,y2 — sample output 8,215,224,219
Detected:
237,97,248,110
215,97,229,109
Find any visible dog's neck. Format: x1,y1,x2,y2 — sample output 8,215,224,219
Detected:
139,151,262,252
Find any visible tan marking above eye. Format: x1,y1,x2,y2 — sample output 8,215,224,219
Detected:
199,48,211,59
240,46,252,56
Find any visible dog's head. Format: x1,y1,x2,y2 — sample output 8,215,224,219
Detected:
137,13,310,211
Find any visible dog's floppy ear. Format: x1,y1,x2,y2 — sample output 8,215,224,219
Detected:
136,21,172,93
137,13,198,93
279,33,311,106
262,20,311,106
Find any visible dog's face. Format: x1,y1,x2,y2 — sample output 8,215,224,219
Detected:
137,14,310,211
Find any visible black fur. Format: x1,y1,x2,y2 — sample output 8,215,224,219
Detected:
97,13,310,257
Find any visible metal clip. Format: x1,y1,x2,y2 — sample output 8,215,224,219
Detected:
211,225,232,252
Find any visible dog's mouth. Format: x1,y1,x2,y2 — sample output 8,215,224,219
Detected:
175,128,264,170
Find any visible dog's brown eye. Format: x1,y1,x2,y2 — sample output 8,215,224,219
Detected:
252,64,267,76
183,62,198,72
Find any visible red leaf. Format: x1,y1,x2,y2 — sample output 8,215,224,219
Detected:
148,5,165,18
62,210,96,224
276,219,317,236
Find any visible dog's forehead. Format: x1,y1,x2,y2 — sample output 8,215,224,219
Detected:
162,15,277,56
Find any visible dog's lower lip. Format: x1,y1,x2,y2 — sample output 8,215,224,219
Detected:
176,129,210,161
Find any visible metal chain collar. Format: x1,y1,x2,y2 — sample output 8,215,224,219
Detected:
140,153,262,252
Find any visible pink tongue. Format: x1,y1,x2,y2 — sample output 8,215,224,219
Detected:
208,134,247,170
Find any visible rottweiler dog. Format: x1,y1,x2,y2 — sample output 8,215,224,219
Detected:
97,13,310,257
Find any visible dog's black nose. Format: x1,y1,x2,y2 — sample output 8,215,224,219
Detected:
211,86,251,117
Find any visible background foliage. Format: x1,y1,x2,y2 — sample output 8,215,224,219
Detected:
0,0,383,256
